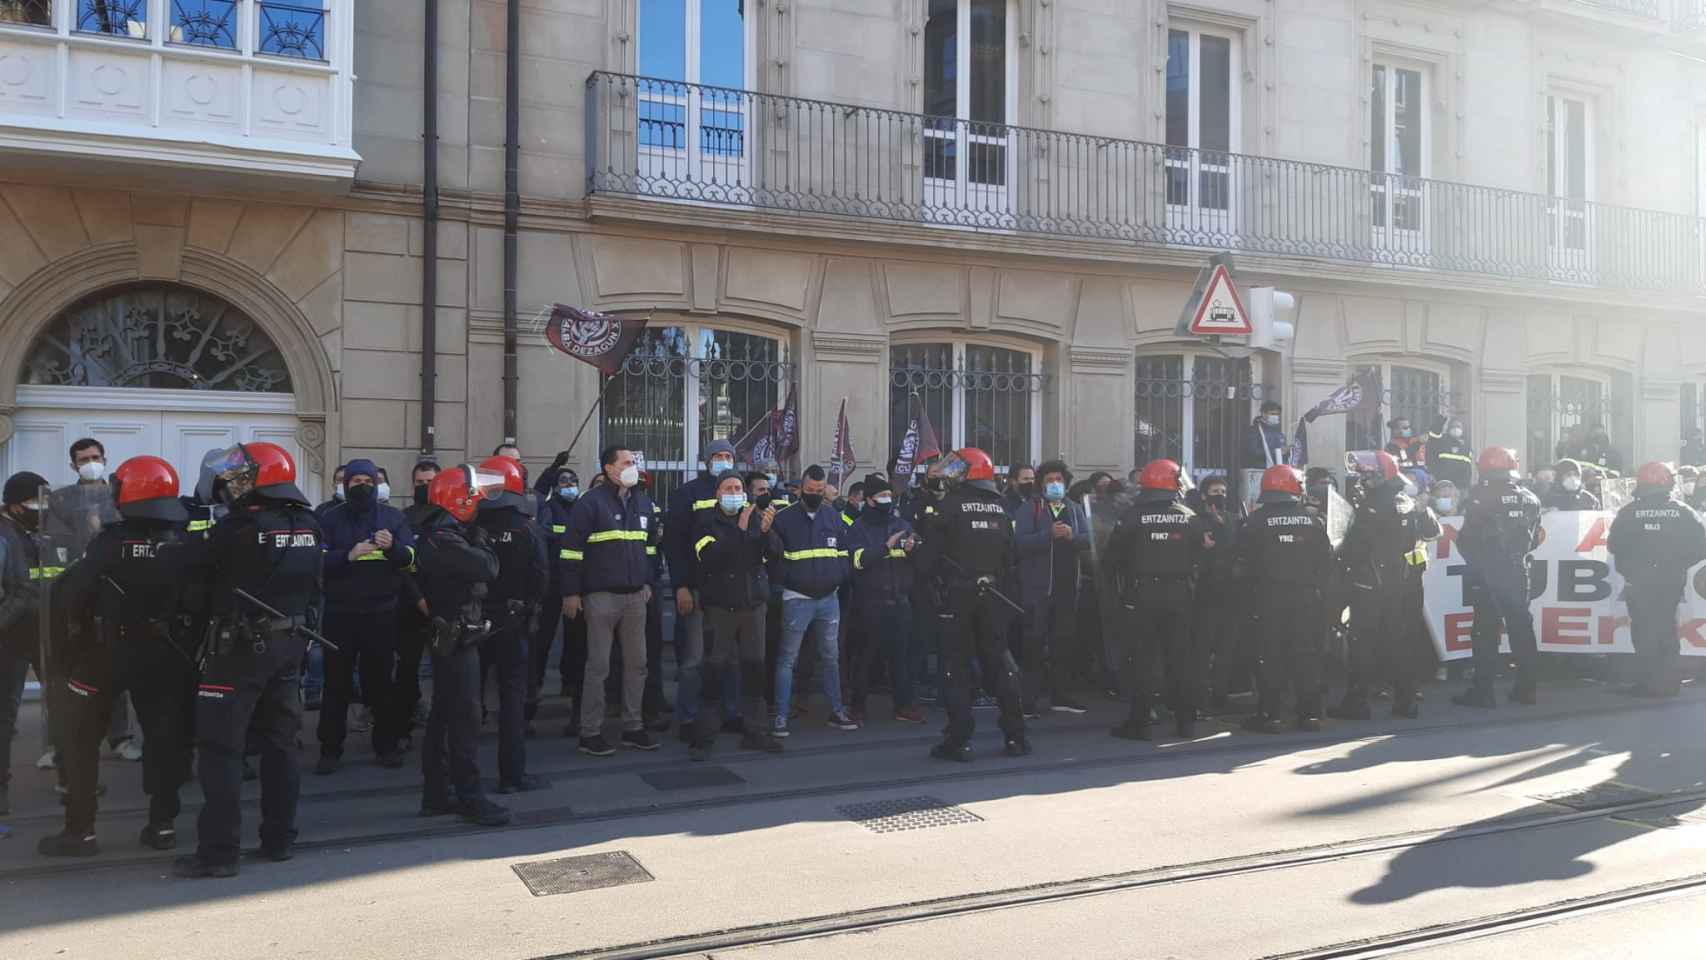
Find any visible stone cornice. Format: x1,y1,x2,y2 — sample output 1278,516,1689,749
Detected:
1480,369,1527,394
1068,346,1133,372
1292,357,1349,384
810,332,886,363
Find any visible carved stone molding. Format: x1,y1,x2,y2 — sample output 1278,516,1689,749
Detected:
811,331,886,363
1068,346,1131,373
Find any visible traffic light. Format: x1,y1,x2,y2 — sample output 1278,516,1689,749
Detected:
1248,287,1296,352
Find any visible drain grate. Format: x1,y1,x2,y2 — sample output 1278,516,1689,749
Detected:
639,765,746,791
838,796,983,834
1532,781,1664,812
511,851,654,897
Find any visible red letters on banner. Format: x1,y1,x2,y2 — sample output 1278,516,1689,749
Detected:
1541,607,1592,645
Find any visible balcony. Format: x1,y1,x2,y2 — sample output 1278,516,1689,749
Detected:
0,0,357,187
585,72,1706,297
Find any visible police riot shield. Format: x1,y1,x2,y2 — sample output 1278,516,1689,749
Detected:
1082,487,1139,582
1323,483,1354,551
35,481,117,681
1597,477,1635,513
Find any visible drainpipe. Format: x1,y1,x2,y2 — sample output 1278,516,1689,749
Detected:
501,0,521,445
420,0,440,455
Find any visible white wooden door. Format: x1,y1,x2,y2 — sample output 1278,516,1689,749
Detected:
4,386,310,502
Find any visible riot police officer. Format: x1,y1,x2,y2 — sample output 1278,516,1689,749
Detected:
1237,466,1335,732
0,471,53,817
1607,462,1706,698
475,455,549,791
1452,447,1544,709
415,464,511,826
1332,451,1441,721
40,457,204,856
915,448,1029,761
176,443,323,878
1106,460,1203,740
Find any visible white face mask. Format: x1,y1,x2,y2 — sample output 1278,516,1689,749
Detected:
617,465,640,489
1685,482,1697,497
1449,427,1464,439
334,483,346,501
377,482,391,502
1562,476,1582,492
77,460,106,482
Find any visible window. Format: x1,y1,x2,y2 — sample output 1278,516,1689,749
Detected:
1134,353,1261,480
600,325,790,507
171,0,239,49
256,1,327,60
1346,362,1459,453
922,0,1016,220
889,341,1042,475
1547,93,1593,268
1164,24,1240,226
77,0,147,37
1526,372,1618,473
21,284,293,393
0,0,52,27
1370,63,1428,243
637,0,749,184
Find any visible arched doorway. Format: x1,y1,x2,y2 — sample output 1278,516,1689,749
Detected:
3,283,316,500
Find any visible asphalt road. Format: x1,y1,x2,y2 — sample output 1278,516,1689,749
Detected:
3,678,1704,959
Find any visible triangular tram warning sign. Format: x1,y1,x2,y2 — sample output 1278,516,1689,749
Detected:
1187,263,1252,336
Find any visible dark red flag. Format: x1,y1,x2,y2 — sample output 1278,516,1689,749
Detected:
544,304,648,376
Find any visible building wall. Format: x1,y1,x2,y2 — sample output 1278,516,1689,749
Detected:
4,0,1706,489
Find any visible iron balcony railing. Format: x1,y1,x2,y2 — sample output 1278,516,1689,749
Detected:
585,71,1706,295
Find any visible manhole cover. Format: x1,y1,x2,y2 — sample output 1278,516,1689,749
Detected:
639,765,746,791
1532,782,1664,812
838,796,983,834
511,851,653,897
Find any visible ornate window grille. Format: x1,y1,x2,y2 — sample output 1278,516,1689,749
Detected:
171,0,236,48
1134,353,1268,480
77,0,146,37
889,342,1045,474
0,0,53,27
258,0,324,59
22,284,293,393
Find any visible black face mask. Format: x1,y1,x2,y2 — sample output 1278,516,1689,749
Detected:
414,483,431,506
801,492,824,511
1016,483,1035,498
1205,494,1226,508
348,484,376,508
923,476,944,492
868,500,893,516
10,507,40,533
753,493,773,510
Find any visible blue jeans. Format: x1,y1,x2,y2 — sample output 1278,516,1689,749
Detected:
775,594,843,721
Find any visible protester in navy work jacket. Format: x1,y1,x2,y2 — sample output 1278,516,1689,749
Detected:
1013,460,1092,717
177,442,322,877
846,476,925,725
687,471,783,758
39,456,205,857
1607,462,1706,699
314,458,417,775
0,471,53,817
1425,417,1475,491
768,464,858,736
412,463,510,828
1543,459,1600,512
531,467,584,736
560,446,660,757
314,464,346,518
665,438,737,743
475,455,549,792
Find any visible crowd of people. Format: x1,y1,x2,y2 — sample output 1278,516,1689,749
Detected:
3,409,1705,879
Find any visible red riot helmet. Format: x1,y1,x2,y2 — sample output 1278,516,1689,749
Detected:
112,456,188,523
1139,459,1185,492
939,448,996,483
429,463,507,523
1346,450,1400,483
1259,465,1304,498
203,442,306,505
1636,461,1675,491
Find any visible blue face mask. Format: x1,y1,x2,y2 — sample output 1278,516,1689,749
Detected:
720,493,747,513
710,459,734,478
766,472,778,486
1044,481,1066,502
559,486,579,500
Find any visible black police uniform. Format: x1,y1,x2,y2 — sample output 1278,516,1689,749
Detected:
902,483,947,703
1607,490,1706,696
1107,490,1204,737
915,480,1026,755
0,507,50,815
414,506,507,823
182,494,323,874
1455,477,1543,705
476,497,549,789
1335,481,1441,718
396,496,435,738
46,512,206,854
1237,494,1334,728
530,488,585,729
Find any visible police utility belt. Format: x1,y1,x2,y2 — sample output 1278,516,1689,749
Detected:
430,612,491,657
213,615,306,656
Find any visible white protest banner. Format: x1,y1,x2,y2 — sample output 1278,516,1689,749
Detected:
1422,511,1706,660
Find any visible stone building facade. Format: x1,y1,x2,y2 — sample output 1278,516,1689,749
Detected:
2,0,1705,498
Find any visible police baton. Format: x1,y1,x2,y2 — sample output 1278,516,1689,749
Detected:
938,555,1026,617
232,587,340,652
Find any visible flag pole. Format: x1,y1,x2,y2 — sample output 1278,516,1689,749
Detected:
564,374,613,461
